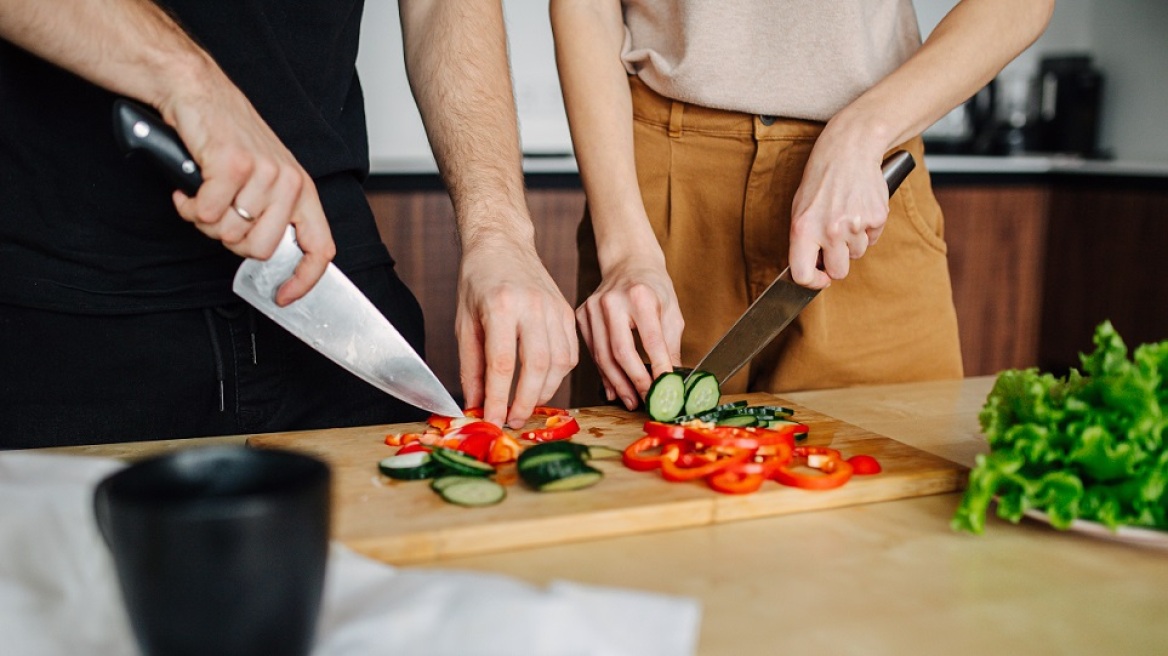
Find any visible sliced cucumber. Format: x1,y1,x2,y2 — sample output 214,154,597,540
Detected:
670,401,748,424
378,452,447,480
519,440,588,460
682,371,721,416
537,470,603,492
430,447,495,477
438,479,507,507
646,371,686,422
767,418,809,440
741,405,794,417
519,452,604,492
716,414,759,427
517,451,576,472
430,475,485,492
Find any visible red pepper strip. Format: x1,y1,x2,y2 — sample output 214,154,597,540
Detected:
447,420,506,440
685,424,800,450
794,445,843,460
771,450,854,490
707,463,770,495
660,448,750,482
847,454,882,475
463,408,485,419
487,433,524,465
385,432,425,447
643,421,691,441
521,414,580,442
622,435,684,472
396,443,431,455
454,432,496,462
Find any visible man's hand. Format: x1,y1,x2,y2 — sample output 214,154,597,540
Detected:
457,230,578,429
577,255,682,410
162,86,335,306
0,0,335,306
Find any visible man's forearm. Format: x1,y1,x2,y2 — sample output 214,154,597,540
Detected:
0,0,218,120
399,0,531,245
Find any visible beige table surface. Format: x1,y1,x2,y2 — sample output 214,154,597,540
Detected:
46,376,1168,656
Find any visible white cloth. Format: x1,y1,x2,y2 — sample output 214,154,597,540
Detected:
0,452,701,656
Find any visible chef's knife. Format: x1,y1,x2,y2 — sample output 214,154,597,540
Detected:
687,150,916,386
112,99,464,419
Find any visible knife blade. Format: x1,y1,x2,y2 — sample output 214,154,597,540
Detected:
687,150,916,386
112,99,464,419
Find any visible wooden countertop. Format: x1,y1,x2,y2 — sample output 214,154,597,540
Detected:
45,376,1168,655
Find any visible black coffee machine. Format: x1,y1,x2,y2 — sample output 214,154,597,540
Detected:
1031,53,1105,157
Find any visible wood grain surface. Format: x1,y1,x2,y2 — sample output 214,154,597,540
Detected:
248,393,967,564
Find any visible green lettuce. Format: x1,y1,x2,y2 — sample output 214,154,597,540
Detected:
952,321,1168,534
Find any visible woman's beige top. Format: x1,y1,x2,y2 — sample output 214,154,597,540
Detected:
620,0,922,121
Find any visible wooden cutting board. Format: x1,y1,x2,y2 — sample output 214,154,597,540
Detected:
248,393,967,564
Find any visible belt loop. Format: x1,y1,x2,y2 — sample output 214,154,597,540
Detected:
668,100,684,138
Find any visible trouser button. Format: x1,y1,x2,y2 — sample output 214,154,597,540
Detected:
759,115,777,126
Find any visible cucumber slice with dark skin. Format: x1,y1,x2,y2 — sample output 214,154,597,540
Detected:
716,414,759,427
682,371,721,416
646,371,686,422
430,475,485,492
537,471,603,492
670,401,748,424
430,447,495,477
378,453,448,480
438,479,507,507
519,453,603,491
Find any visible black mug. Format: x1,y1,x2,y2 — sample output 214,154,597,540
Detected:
94,446,331,656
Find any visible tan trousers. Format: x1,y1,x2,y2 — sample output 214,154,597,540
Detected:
572,77,963,406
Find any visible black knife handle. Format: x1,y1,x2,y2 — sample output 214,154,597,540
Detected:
112,99,202,196
882,150,915,196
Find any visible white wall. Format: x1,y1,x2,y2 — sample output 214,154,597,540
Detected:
357,0,571,167
358,0,1168,165
917,0,1168,161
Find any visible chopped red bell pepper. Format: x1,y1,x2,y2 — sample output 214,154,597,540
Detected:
487,433,523,465
643,421,692,441
660,448,750,482
846,454,882,475
385,432,425,447
454,431,497,462
521,414,580,442
706,463,770,495
395,443,431,455
622,435,683,472
771,446,854,490
684,424,799,450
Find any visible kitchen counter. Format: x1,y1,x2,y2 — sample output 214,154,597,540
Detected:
43,376,1168,655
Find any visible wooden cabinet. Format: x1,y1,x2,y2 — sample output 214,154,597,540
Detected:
936,175,1168,377
935,183,1052,376
368,172,1168,404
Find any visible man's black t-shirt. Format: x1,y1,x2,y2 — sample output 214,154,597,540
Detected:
0,0,393,313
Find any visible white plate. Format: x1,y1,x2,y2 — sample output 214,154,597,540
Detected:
1022,508,1168,550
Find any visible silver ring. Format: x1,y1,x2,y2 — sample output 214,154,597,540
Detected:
234,205,255,222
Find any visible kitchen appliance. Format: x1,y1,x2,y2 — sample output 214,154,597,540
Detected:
112,100,464,419
687,150,916,387
1033,53,1105,157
